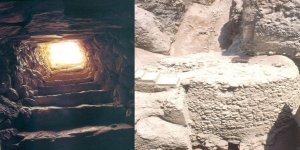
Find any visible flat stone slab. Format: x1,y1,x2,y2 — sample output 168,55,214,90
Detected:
16,104,126,131
38,82,101,96
135,72,181,92
140,72,160,83
156,73,180,87
44,78,93,86
7,124,133,150
34,90,112,107
145,53,299,86
135,69,145,80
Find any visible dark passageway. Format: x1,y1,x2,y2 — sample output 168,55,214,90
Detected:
0,0,134,150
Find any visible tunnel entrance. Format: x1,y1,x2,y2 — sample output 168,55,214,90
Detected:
36,39,93,82
48,41,85,69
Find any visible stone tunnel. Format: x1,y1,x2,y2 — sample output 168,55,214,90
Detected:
0,0,134,150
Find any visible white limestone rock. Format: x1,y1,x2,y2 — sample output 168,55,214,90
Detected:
135,117,192,150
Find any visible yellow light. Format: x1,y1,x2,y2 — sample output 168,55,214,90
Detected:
49,41,84,68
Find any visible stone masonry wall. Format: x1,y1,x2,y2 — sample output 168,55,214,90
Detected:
241,0,300,58
186,77,300,147
135,52,300,149
0,42,30,143
91,31,134,119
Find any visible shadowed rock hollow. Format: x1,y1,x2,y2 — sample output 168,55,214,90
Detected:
0,1,134,150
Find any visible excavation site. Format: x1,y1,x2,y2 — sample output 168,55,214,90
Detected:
135,0,300,149
0,0,134,150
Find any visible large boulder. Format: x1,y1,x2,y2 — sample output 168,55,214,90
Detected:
135,91,164,123
135,117,192,150
135,6,171,54
136,0,186,35
135,88,189,125
170,0,233,56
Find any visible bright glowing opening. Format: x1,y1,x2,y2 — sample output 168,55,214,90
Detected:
49,41,85,68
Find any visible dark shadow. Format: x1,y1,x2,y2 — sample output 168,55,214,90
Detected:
218,21,234,50
265,104,298,150
228,142,240,150
218,0,245,57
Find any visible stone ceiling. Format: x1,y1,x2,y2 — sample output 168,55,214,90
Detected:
0,0,134,43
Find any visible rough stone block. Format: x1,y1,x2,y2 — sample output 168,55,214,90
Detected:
135,117,192,150
6,88,19,102
135,91,164,123
162,88,189,126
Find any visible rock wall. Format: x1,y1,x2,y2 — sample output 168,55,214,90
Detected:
90,31,134,116
0,42,30,144
187,74,300,149
136,0,186,36
241,0,300,59
14,41,47,91
0,40,44,102
170,0,234,55
135,0,244,56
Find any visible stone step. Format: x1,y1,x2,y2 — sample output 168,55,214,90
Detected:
45,68,91,81
33,90,112,107
4,124,134,150
37,82,101,96
14,104,127,131
44,77,93,86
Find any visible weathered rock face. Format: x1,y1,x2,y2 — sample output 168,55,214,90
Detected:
135,6,171,54
170,0,239,56
135,117,191,150
90,32,134,112
241,0,300,59
136,0,186,35
14,41,46,91
135,88,192,149
135,0,245,57
135,48,164,68
135,0,187,54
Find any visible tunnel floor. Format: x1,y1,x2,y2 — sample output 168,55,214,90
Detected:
3,75,133,150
